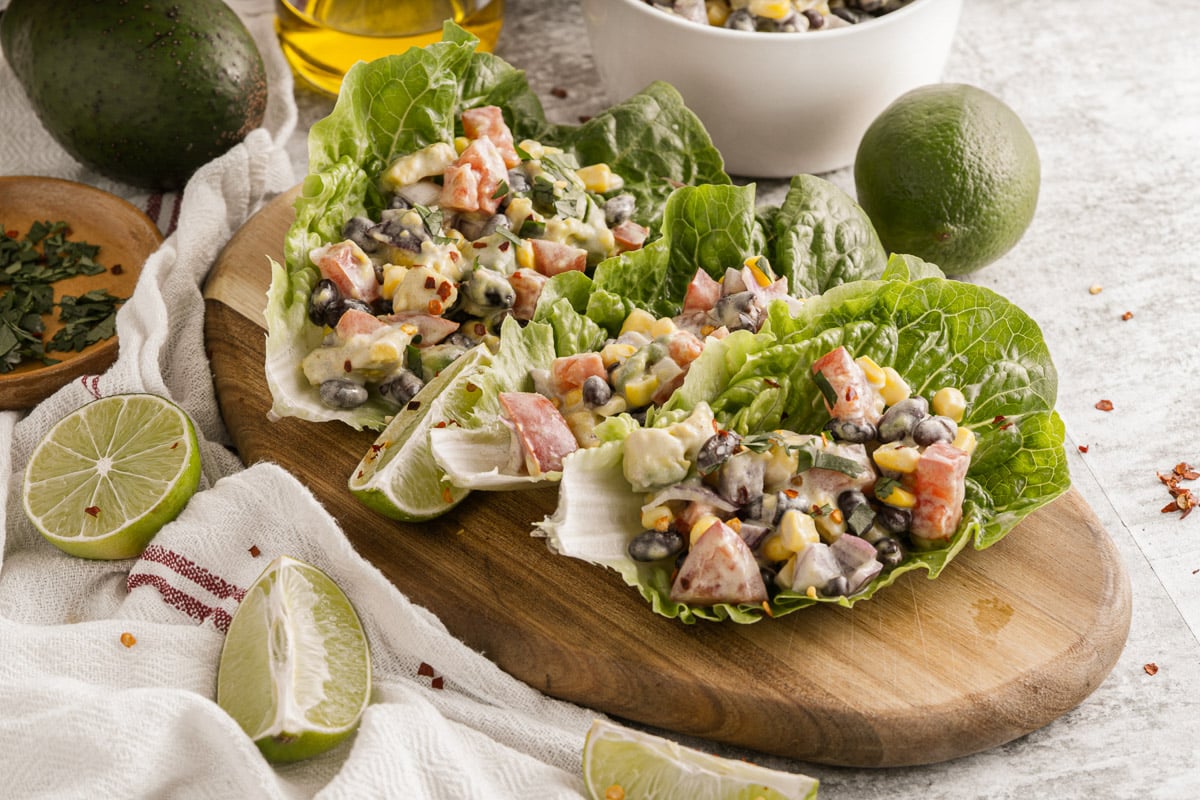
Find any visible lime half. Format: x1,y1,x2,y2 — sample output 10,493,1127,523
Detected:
582,719,819,800
22,393,201,560
217,555,371,764
349,344,491,521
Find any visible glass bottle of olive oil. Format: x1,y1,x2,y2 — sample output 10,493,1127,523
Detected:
275,0,505,96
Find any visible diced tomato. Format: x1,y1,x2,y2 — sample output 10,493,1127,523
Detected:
508,268,547,320
910,441,971,542
334,308,384,338
682,268,722,313
313,240,380,304
811,346,883,425
457,137,508,215
551,352,606,396
461,105,521,169
440,163,480,213
666,330,705,367
670,520,768,606
612,220,649,253
499,392,578,475
530,239,588,276
382,312,460,346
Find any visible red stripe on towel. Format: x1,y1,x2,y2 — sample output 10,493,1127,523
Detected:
138,545,246,601
145,193,163,229
126,573,235,632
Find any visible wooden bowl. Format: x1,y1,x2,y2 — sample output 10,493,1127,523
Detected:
0,176,162,409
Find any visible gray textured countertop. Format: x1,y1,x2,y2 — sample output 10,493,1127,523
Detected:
287,1,1200,796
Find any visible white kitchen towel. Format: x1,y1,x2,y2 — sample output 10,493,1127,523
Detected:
0,1,595,797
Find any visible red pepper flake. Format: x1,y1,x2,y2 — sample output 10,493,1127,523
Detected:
370,443,384,454
248,545,261,558
442,486,454,504
1095,399,1114,412
1158,463,1199,519
431,676,445,690
1078,445,1089,453
344,359,353,373
578,115,592,124
85,506,100,517
999,422,1013,431
428,299,444,315
844,386,858,402
1144,663,1159,676
1121,311,1133,321
356,470,364,479
120,632,137,648
434,420,447,428
170,441,179,449
465,382,479,392
417,662,435,677
111,263,124,275
424,275,437,290
448,250,460,262
550,86,568,98
783,489,798,499
992,415,1007,425
437,281,453,300
764,378,780,388
498,240,510,252
473,241,488,249
473,322,487,337
407,400,421,411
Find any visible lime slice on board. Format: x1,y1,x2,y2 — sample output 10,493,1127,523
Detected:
349,344,491,521
582,719,819,800
216,555,371,764
22,393,201,560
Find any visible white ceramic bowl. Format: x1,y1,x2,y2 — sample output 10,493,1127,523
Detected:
582,0,963,177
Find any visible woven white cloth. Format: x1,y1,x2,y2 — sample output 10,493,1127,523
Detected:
0,1,595,797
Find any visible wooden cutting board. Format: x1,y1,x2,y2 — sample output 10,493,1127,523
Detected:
203,187,1131,768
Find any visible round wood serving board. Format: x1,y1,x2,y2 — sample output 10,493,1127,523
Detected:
0,176,161,409
203,187,1131,767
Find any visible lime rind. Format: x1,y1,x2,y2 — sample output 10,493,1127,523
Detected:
582,719,819,800
22,394,201,560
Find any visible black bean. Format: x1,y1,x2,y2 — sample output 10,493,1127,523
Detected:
379,370,425,407
629,529,685,562
875,537,905,568
822,575,849,597
759,564,778,589
370,213,430,253
307,278,341,327
913,415,958,447
837,489,875,535
696,430,742,474
878,396,930,443
874,504,911,534
824,417,877,444
803,9,825,28
725,8,756,31
832,7,865,24
506,169,532,195
603,193,636,227
581,375,613,406
389,193,411,210
319,379,368,409
341,216,381,253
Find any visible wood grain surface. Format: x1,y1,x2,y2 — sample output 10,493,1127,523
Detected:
0,176,161,409
202,187,1131,767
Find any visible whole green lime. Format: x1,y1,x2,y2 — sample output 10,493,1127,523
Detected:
854,83,1040,276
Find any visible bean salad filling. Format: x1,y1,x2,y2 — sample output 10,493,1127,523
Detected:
300,105,650,412
645,0,917,31
616,345,975,608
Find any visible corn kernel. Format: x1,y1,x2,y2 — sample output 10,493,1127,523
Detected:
762,533,792,563
454,136,470,155
878,483,918,509
690,514,722,546
775,555,797,588
369,340,400,362
749,0,793,19
575,163,624,194
873,442,921,474
932,386,967,423
517,139,544,160
744,256,772,286
623,374,659,408
506,195,534,229
620,308,657,336
600,342,637,368
706,0,729,25
778,509,819,553
880,366,911,406
814,511,845,543
649,317,677,338
516,239,535,270
562,388,584,409
855,355,887,388
952,426,978,455
641,505,673,532
382,265,408,299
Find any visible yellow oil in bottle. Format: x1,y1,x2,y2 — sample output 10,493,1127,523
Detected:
275,0,505,96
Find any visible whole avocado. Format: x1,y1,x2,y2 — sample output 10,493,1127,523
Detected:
1,0,268,190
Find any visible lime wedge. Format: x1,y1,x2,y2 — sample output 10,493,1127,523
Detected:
22,393,201,560
582,719,819,800
216,555,371,764
349,344,491,521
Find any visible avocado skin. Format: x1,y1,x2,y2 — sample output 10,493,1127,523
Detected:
1,0,268,190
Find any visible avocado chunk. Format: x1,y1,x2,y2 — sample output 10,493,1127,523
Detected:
1,0,268,190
